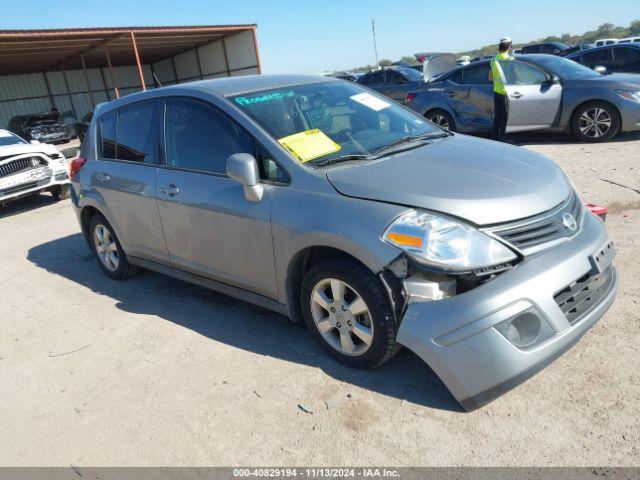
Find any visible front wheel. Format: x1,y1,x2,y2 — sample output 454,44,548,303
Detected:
300,258,399,369
50,184,71,201
571,101,620,142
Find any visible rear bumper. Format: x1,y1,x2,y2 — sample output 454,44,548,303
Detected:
396,212,617,410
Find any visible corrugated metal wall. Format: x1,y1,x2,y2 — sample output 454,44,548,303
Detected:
0,30,259,129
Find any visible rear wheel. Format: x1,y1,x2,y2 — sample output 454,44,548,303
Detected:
300,258,399,369
571,101,620,142
89,214,140,280
425,109,455,131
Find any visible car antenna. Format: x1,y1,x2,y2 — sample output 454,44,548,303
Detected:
153,73,163,88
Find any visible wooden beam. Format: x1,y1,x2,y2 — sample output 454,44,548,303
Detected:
80,54,96,109
104,49,120,98
130,31,146,91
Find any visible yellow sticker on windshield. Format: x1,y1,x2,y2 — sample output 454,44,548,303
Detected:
277,129,341,163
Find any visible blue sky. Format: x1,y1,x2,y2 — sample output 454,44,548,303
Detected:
1,0,636,74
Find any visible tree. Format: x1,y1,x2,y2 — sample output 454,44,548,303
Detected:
596,23,615,37
630,19,640,36
378,59,393,67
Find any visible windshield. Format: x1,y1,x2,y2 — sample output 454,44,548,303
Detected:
231,81,441,166
534,55,602,79
0,131,26,146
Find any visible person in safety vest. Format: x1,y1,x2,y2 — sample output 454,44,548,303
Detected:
488,37,514,140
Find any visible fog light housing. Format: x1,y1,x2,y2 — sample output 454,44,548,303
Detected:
495,307,555,349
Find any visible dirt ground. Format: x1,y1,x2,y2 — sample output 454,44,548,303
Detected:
1,132,639,466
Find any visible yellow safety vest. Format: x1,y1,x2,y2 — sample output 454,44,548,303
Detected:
491,52,514,95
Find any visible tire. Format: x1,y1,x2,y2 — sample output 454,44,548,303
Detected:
571,101,620,142
425,108,456,132
300,258,400,369
51,184,71,201
88,214,140,280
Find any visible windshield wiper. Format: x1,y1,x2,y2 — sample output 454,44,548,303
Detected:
372,132,452,157
314,153,373,167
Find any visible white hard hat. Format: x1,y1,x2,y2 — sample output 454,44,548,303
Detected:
500,37,512,44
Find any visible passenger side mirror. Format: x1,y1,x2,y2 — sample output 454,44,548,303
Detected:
550,74,560,84
594,65,607,74
227,153,264,202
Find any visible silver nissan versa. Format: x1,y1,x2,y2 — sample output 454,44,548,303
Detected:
70,75,618,410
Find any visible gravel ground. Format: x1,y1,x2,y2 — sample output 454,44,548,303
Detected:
0,132,638,466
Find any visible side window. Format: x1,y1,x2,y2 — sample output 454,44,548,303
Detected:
461,64,491,85
612,47,640,68
164,98,254,175
584,48,613,67
386,70,405,84
100,111,117,159
116,101,157,163
523,45,540,54
501,61,547,85
367,70,385,83
255,144,288,183
448,71,462,84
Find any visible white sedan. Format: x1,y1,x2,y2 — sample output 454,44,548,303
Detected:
0,129,71,205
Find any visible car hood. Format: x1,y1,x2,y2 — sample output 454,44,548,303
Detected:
0,143,59,160
325,134,571,226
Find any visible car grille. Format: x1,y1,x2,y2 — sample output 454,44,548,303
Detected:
554,265,615,325
0,157,45,179
485,192,582,251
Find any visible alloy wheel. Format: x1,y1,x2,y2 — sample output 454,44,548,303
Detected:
93,224,119,272
310,278,374,356
429,114,450,129
579,107,612,138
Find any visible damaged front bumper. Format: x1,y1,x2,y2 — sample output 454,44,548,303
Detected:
0,153,69,204
396,212,618,410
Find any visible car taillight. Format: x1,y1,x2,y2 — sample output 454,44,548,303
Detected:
406,92,417,103
69,157,87,180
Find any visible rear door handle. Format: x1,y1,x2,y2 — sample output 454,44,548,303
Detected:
160,184,180,197
510,92,523,99
95,172,111,182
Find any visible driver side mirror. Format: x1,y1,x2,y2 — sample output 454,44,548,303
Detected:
227,153,264,202
549,74,560,84
594,65,607,74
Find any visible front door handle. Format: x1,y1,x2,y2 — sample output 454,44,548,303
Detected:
95,172,111,182
160,184,180,197
510,92,523,99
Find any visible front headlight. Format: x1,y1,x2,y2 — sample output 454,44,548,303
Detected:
382,210,516,271
616,90,640,102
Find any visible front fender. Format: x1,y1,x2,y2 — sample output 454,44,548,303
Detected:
271,187,406,305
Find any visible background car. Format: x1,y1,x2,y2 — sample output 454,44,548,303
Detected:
357,66,424,103
595,38,619,47
0,129,71,204
567,44,640,74
74,112,93,142
520,41,569,55
618,37,640,44
7,112,72,144
405,54,640,142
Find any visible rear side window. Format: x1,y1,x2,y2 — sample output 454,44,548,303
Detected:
100,111,117,159
116,101,157,163
462,64,491,85
99,101,157,163
612,47,640,67
164,98,254,175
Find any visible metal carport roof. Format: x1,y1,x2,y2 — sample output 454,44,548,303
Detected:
0,25,260,76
